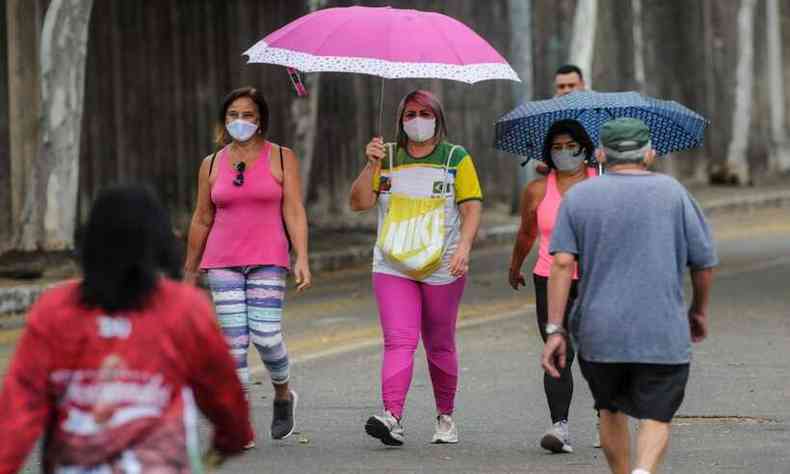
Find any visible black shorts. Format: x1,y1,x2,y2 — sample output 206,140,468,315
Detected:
579,358,690,423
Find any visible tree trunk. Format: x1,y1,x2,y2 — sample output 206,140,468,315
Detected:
5,0,44,253
569,0,598,87
508,0,534,214
290,72,322,200
290,0,325,200
766,0,790,173
14,0,94,251
632,0,645,92
702,0,718,168
725,0,756,185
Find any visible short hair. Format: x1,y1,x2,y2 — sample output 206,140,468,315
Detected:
79,185,180,313
603,146,651,166
542,119,595,169
555,64,584,80
215,86,270,146
395,90,448,151
604,154,646,166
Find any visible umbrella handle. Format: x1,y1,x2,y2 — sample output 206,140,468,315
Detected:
377,78,385,137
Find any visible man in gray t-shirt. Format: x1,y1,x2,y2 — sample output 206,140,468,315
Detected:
541,118,717,474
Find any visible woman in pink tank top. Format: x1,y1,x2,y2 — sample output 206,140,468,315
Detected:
508,119,597,454
183,87,311,445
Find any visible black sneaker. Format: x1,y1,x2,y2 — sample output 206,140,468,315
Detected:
271,390,298,440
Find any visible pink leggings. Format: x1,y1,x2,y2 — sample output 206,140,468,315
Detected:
373,273,467,419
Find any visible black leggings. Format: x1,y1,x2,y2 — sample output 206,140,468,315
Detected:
533,274,578,424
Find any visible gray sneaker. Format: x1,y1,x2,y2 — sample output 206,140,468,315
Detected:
540,420,573,453
271,390,298,440
365,410,405,446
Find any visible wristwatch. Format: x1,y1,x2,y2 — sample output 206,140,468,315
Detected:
545,323,567,337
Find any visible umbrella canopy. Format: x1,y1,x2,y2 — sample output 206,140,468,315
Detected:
244,5,520,84
494,91,709,163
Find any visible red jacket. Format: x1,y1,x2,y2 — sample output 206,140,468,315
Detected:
0,279,253,473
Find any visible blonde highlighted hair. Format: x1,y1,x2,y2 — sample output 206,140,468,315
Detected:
395,90,448,150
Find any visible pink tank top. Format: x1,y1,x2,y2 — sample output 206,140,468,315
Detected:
200,142,290,269
533,167,597,278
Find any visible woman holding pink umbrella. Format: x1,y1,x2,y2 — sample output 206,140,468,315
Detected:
350,90,483,446
245,3,518,448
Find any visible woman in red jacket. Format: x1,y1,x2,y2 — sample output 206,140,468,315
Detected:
0,185,252,474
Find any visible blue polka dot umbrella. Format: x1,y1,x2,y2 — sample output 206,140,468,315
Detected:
494,91,709,164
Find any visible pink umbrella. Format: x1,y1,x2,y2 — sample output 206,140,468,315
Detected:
244,5,520,84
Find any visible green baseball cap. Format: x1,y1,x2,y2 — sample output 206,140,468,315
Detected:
600,118,651,152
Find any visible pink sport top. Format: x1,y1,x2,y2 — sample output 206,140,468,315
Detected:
200,142,290,269
533,167,597,278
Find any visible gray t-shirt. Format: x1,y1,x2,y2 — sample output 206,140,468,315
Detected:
550,172,718,364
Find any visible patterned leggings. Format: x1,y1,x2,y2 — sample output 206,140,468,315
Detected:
206,266,289,388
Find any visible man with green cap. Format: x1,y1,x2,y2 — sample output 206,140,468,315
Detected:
540,118,718,474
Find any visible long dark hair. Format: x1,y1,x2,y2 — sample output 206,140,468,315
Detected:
542,119,595,169
214,86,270,146
80,185,180,313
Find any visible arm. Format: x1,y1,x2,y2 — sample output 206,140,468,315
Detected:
508,179,545,289
449,200,482,277
183,156,216,285
681,190,717,342
349,137,385,211
541,251,576,378
449,152,484,277
280,147,311,292
0,304,54,473
547,252,576,327
185,292,253,456
689,267,714,342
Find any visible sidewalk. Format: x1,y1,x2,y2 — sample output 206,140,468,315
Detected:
2,177,789,318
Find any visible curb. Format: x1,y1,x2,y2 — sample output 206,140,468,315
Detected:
309,189,790,272
698,190,790,216
0,285,50,319
2,190,789,317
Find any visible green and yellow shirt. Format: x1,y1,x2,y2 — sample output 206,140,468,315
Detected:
372,142,483,284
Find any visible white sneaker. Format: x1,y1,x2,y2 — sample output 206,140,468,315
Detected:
431,414,458,444
365,411,405,446
540,420,573,453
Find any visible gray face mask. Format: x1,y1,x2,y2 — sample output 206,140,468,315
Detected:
551,149,585,171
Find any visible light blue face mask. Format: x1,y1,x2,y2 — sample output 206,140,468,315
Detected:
551,149,585,171
226,119,258,142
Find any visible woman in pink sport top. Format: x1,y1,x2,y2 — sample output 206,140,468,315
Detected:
508,119,597,454
183,87,311,445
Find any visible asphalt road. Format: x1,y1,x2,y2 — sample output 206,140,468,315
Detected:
221,207,790,474
6,207,790,473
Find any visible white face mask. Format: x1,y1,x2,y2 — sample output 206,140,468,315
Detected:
551,149,585,171
226,119,258,142
403,117,436,143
